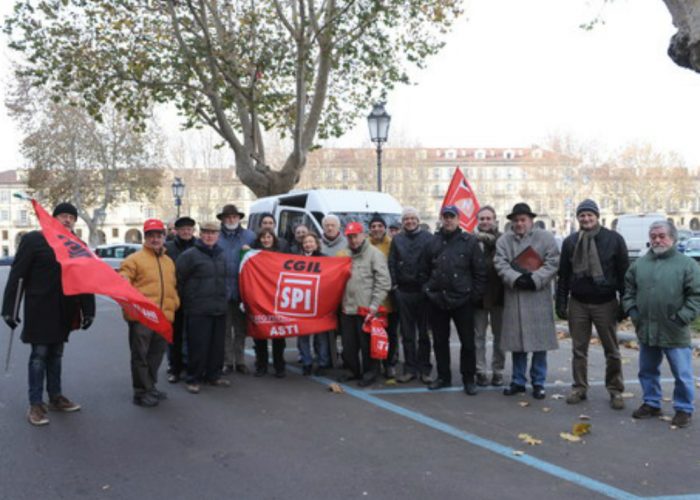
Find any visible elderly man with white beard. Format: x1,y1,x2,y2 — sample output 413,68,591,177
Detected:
623,220,700,428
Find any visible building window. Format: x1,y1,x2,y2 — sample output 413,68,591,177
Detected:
112,228,119,238
144,207,156,219
445,149,456,160
0,210,8,221
0,191,8,203
1,230,7,240
18,210,28,225
475,149,486,160
503,150,514,160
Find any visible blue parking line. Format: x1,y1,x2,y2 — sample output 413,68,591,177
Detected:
645,496,700,500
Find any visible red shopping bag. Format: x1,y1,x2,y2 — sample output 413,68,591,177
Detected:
358,306,389,360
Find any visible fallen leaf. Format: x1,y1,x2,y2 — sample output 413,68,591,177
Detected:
578,414,591,420
670,425,678,430
518,433,543,445
542,407,552,413
556,331,568,340
621,392,634,399
621,358,631,365
622,340,639,350
560,432,582,443
551,394,565,400
590,337,601,345
659,416,672,422
518,401,530,408
662,397,672,402
512,450,525,456
572,423,592,436
328,383,345,394
384,378,397,386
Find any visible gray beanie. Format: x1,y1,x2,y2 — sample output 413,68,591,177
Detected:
576,199,599,217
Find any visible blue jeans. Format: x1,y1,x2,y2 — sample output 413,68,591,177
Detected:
298,333,330,367
28,343,64,405
511,351,547,387
639,343,695,413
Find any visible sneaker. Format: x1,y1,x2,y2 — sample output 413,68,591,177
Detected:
420,373,433,385
208,378,231,387
27,404,49,426
235,364,250,375
476,373,490,387
48,395,81,412
671,411,692,428
186,383,201,394
358,374,377,387
566,391,587,405
610,394,625,411
632,403,662,419
133,393,159,407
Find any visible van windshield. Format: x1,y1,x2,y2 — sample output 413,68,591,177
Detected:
332,212,401,229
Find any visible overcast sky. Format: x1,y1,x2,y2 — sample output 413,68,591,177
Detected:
2,0,699,170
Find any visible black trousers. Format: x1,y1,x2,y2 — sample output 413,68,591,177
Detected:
395,290,432,376
254,338,286,372
383,312,399,368
429,302,476,384
128,322,167,396
186,314,225,384
167,309,186,375
340,314,379,379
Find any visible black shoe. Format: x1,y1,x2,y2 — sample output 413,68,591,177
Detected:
385,365,397,379
254,367,267,377
358,374,377,387
302,365,312,376
532,385,546,400
133,393,159,407
337,374,358,383
632,403,663,419
397,373,416,383
476,373,489,387
428,379,452,391
464,383,478,396
149,389,168,401
503,383,527,396
274,369,286,378
671,411,692,428
420,373,433,385
491,373,504,387
167,373,180,384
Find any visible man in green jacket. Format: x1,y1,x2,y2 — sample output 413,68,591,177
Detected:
623,220,700,428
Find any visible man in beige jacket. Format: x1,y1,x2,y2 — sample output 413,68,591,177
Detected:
338,222,391,387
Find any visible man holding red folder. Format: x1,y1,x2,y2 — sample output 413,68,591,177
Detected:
494,203,560,399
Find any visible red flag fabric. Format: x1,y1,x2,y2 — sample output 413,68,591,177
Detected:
31,199,173,342
239,250,352,339
442,167,481,232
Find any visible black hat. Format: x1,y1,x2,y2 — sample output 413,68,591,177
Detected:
174,216,196,228
369,212,386,227
216,204,245,220
52,202,78,218
506,203,537,221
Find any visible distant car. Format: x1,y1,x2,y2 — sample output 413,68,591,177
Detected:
677,229,693,253
682,238,700,261
0,256,14,266
95,243,141,269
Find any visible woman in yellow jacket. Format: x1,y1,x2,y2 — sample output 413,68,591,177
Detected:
119,219,179,407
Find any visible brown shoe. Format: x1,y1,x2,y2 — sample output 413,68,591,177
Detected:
48,395,81,412
671,411,692,428
27,404,49,426
610,394,625,411
632,403,662,419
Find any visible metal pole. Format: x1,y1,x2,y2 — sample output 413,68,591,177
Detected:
376,142,383,192
176,198,181,218
5,278,24,372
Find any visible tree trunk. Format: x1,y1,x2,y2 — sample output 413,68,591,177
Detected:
664,0,700,72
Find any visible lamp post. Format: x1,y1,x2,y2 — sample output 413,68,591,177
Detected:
171,177,185,218
367,102,391,192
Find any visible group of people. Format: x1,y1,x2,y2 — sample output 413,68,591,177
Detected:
3,197,699,431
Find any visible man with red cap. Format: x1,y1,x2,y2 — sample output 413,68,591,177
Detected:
337,222,391,387
2,202,95,426
119,219,180,407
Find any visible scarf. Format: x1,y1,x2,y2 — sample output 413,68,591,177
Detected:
572,225,605,284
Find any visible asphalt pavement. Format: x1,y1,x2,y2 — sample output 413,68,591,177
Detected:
1,269,699,500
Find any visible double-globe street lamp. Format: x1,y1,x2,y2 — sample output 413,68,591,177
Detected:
367,103,391,192
171,177,185,218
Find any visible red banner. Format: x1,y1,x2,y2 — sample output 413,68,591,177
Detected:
32,199,173,342
239,250,352,339
442,167,480,232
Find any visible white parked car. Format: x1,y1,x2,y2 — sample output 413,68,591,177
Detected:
94,243,142,269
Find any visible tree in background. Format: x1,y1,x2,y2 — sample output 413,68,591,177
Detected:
4,0,463,196
6,77,165,246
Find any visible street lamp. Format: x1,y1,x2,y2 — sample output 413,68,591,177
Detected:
171,177,185,218
367,102,391,192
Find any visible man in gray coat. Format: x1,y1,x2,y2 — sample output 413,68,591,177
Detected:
494,203,560,400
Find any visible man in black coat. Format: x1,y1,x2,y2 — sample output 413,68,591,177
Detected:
164,216,197,383
2,202,95,426
424,205,487,395
556,199,629,410
388,207,434,384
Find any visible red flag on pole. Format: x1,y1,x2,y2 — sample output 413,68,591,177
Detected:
441,167,480,232
31,199,173,342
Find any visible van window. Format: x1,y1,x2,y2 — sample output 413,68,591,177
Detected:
279,209,316,243
332,212,401,230
248,213,261,231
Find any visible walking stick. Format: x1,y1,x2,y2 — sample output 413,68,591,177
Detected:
4,278,24,373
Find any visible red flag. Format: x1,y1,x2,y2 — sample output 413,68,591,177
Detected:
31,199,173,342
442,167,480,232
239,250,351,339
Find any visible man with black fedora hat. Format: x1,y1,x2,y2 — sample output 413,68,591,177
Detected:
557,199,629,410
494,202,560,400
216,204,255,374
164,216,198,383
2,202,95,425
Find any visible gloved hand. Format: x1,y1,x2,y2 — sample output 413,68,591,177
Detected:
3,315,19,330
81,316,94,330
615,303,627,323
556,306,568,320
514,273,536,291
